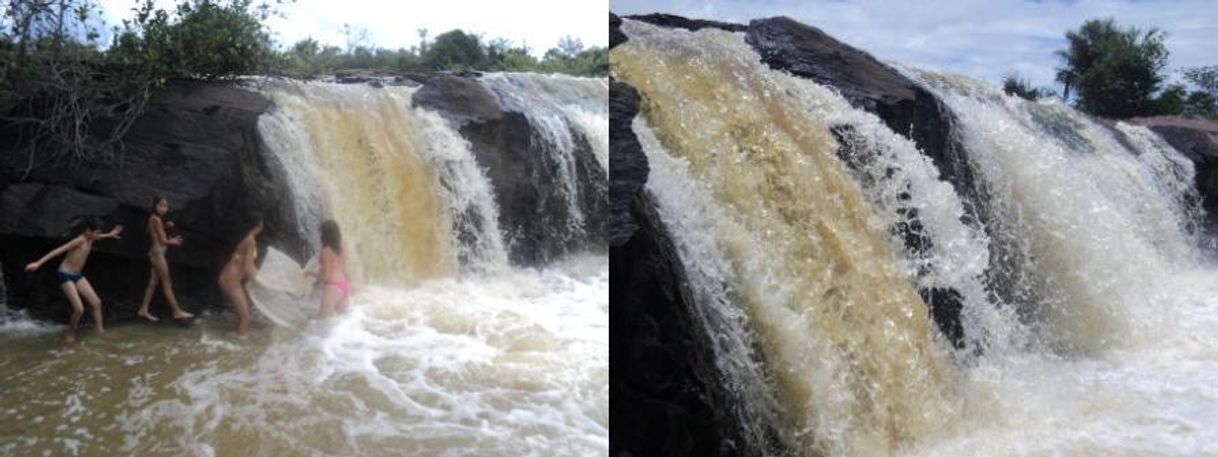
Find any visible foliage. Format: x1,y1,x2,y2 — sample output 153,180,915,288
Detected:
422,29,486,70
1184,66,1218,95
111,0,277,81
1180,66,1218,118
1,0,142,171
1,0,282,173
1155,84,1188,116
1054,18,1171,118
275,31,608,78
1001,73,1055,101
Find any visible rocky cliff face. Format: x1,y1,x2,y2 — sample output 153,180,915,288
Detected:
0,81,297,321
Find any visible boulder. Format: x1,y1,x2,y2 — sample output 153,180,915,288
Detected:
412,73,607,266
1126,116,1218,230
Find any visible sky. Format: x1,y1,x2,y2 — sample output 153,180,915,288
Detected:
95,0,608,57
611,0,1218,91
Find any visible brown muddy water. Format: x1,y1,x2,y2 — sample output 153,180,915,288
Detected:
0,255,607,456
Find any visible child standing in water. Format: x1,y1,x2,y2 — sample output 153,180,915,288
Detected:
137,196,194,322
310,220,350,317
24,218,123,343
218,216,262,335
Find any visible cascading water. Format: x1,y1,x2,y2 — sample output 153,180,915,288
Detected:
0,76,608,456
257,82,502,281
614,21,959,456
905,69,1206,353
616,18,1218,456
479,73,609,252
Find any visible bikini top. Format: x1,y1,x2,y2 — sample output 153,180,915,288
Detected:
233,246,258,263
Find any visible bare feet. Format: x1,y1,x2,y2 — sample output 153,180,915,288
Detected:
172,310,195,321
64,332,77,344
137,310,160,323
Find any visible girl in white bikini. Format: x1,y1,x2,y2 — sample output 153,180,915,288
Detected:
137,196,194,322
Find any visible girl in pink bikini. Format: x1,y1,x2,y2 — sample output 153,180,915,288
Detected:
312,220,350,317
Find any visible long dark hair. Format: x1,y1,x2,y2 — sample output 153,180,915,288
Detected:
151,196,167,216
320,219,342,254
246,212,264,234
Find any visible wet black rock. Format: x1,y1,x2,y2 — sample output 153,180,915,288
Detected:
1127,117,1218,233
412,72,607,265
610,13,628,50
625,13,748,33
609,79,647,246
609,67,779,455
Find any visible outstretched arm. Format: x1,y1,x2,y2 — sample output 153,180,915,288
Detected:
101,225,124,240
25,237,83,271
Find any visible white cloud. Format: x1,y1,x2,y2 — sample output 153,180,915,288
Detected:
611,0,1218,90
96,0,607,57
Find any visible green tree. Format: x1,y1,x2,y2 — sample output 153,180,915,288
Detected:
1054,18,1170,118
112,0,277,80
423,30,486,71
1155,83,1188,115
1182,66,1218,118
1183,91,1216,118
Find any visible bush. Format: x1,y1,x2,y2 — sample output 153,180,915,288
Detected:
1001,73,1054,101
112,0,275,81
423,30,488,71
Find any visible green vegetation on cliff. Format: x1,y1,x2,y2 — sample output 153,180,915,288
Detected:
0,0,605,170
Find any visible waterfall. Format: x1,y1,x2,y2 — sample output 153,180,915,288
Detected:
257,81,510,282
903,69,1207,353
614,21,958,456
615,17,1218,457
